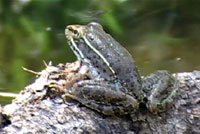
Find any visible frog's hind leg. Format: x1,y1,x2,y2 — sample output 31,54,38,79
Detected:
142,71,179,113
63,80,139,115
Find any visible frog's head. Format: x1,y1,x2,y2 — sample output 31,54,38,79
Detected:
65,24,86,40
65,22,118,79
65,22,113,69
65,22,106,46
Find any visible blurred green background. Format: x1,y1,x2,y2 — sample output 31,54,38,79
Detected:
0,0,200,104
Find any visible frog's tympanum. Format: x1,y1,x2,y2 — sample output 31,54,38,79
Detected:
64,22,179,115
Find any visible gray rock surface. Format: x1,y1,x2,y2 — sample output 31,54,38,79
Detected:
0,62,199,134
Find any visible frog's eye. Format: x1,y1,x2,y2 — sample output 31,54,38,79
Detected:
70,29,78,35
88,22,103,30
86,33,95,41
72,30,78,34
66,26,79,36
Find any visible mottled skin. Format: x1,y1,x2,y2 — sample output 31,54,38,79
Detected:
64,22,179,115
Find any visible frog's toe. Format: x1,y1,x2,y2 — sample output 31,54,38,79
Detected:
144,72,179,113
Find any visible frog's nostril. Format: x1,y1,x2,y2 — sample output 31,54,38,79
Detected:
67,26,74,31
66,26,78,35
66,26,73,31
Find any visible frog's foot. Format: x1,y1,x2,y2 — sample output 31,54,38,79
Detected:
63,80,139,115
142,70,179,113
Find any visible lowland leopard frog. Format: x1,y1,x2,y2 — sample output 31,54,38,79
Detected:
64,22,179,114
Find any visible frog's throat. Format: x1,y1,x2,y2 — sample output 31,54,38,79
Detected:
82,36,116,76
70,38,84,59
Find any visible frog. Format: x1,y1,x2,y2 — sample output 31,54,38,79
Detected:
64,22,179,115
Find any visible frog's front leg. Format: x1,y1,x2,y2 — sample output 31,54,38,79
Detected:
63,80,139,115
142,71,179,113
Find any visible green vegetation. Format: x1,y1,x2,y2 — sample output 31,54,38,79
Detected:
0,0,200,103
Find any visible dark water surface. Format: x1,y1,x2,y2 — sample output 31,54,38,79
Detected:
0,0,200,104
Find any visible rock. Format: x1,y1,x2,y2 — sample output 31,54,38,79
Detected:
0,62,199,134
